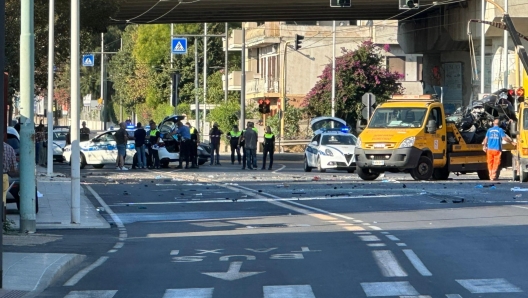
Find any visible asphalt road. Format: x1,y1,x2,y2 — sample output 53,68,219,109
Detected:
35,154,528,297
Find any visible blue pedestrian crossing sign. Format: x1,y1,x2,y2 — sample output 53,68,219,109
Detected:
82,54,95,67
171,37,187,54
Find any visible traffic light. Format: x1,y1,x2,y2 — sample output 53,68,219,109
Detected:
330,0,351,7
263,99,271,114
294,34,304,51
517,87,525,103
258,99,265,114
400,0,419,9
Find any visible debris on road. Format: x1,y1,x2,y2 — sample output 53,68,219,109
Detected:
382,179,400,183
312,176,321,181
452,199,465,203
511,187,528,192
440,200,447,203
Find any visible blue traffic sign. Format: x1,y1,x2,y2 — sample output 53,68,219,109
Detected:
171,37,188,54
82,54,94,67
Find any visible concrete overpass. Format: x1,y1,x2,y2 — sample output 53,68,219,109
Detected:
111,0,437,23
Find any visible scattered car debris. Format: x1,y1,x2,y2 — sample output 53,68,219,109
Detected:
440,200,447,203
452,199,465,203
511,187,528,192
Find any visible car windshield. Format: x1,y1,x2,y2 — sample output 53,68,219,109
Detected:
159,120,176,134
523,109,528,130
368,108,427,128
53,131,67,141
321,134,356,145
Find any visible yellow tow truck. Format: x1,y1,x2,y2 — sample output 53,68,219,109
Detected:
512,99,528,181
354,95,514,181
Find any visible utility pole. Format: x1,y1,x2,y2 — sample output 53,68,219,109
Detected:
280,40,291,139
225,23,229,102
195,37,199,133
170,23,174,107
19,0,36,233
0,0,5,286
203,23,207,141
46,0,54,176
240,25,246,128
503,0,508,89
480,0,486,94
100,33,105,130
331,20,336,118
70,0,81,224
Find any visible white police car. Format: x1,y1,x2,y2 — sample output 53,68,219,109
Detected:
304,117,357,173
63,128,137,169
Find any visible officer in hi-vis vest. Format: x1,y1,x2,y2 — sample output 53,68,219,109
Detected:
186,122,200,168
227,125,242,164
262,126,275,170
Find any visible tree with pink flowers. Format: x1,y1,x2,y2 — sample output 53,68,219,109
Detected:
303,41,404,123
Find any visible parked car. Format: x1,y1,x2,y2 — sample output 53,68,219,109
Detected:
304,117,357,173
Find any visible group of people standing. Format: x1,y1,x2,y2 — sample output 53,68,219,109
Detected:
212,122,276,170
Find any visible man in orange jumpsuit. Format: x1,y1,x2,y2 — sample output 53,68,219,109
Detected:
482,119,516,180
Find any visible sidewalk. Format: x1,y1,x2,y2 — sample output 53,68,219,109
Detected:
2,166,110,297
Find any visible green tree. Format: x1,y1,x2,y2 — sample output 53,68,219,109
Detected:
208,100,241,138
303,41,404,124
266,107,305,139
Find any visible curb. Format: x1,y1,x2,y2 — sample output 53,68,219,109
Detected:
32,254,87,294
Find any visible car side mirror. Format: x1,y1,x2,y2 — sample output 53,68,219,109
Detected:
426,120,437,134
311,141,318,146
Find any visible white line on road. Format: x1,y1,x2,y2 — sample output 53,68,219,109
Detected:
446,295,463,298
163,288,214,298
170,250,180,255
272,164,286,173
372,250,408,277
64,256,109,286
263,285,316,298
397,243,407,247
64,290,117,298
513,205,528,211
359,235,381,242
387,235,401,241
86,185,124,229
403,249,432,276
367,243,387,247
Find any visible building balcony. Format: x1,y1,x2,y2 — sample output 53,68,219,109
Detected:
223,30,243,51
245,23,281,48
222,71,242,91
246,76,280,99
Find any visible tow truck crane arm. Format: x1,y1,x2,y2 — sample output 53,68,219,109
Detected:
470,15,528,74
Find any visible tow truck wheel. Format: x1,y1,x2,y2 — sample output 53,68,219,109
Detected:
92,164,105,169
521,171,528,182
433,168,450,180
357,167,380,180
411,156,433,180
477,170,489,180
303,156,312,172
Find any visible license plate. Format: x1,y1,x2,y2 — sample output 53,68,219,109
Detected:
372,160,385,166
374,143,385,148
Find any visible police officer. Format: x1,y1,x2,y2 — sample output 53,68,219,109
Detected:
209,122,223,165
262,126,275,170
186,122,199,168
173,121,191,169
227,125,242,165
148,121,161,169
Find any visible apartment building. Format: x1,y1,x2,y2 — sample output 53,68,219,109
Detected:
224,21,424,116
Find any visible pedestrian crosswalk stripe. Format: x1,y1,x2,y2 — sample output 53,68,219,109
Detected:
445,295,463,298
163,288,214,298
64,290,117,298
263,285,316,298
456,278,523,293
361,281,419,296
372,250,408,277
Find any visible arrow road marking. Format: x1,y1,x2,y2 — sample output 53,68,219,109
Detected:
196,249,223,254
202,261,264,281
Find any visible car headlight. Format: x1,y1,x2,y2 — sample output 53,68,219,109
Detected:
356,137,362,148
399,137,416,148
324,149,333,156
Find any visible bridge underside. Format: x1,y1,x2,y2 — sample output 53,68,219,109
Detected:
111,0,436,24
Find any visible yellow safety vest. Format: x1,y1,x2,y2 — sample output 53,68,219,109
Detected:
230,131,242,137
264,133,274,139
150,129,158,136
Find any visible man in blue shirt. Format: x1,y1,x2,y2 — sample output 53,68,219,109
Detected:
172,121,191,169
482,118,516,180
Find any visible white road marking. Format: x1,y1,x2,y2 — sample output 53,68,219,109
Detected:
381,232,389,234
219,255,256,261
353,220,364,223
272,164,286,173
361,281,419,296
456,278,523,293
369,226,383,230
107,249,117,253
263,285,316,298
113,242,124,249
245,248,277,253
400,296,432,298
445,295,463,298
163,288,214,298
270,253,304,259
513,205,528,211
202,261,264,281
359,235,381,242
354,232,372,235
403,249,432,276
372,250,407,277
64,290,117,298
387,235,400,241
196,249,223,254
170,250,180,255
292,247,320,252
328,220,346,223
367,243,387,247
64,256,109,286
397,243,407,247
